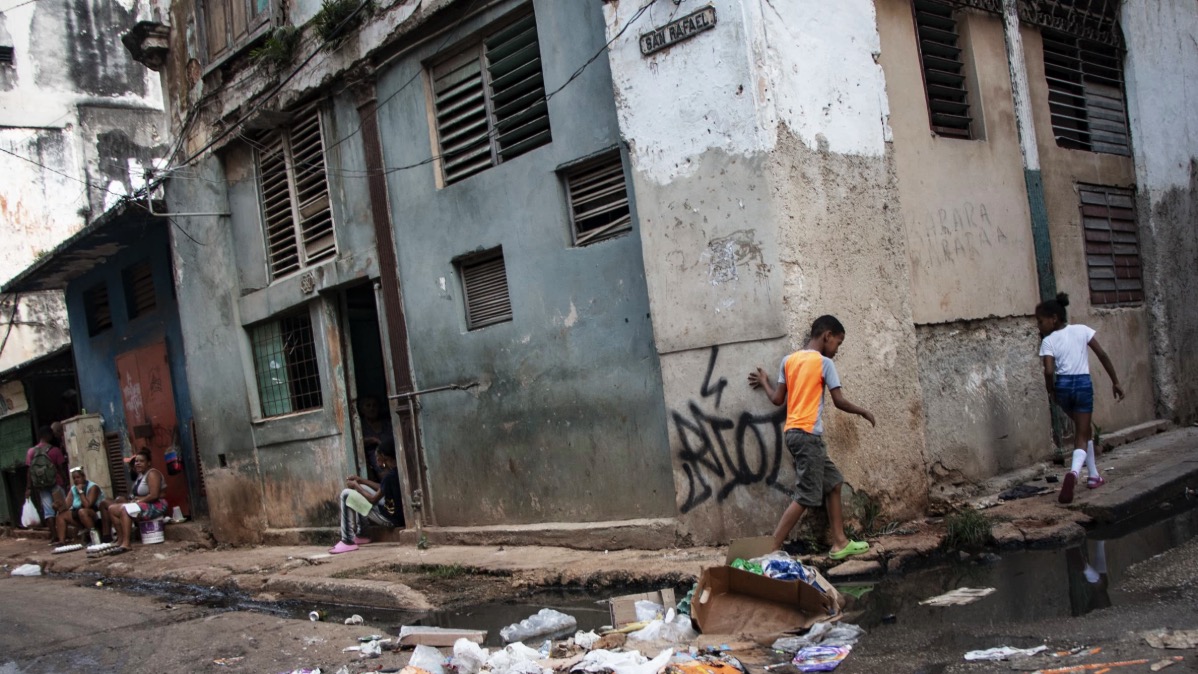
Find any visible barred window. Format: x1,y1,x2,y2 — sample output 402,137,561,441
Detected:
1043,30,1130,155
564,151,632,246
122,260,157,320
430,10,551,185
250,310,323,418
84,283,113,336
254,103,336,279
913,0,973,139
1079,185,1141,306
458,248,512,330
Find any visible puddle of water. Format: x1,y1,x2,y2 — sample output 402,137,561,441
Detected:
843,501,1198,629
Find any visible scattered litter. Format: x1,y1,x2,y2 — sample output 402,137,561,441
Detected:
573,648,673,674
573,631,601,650
400,626,488,647
309,610,326,622
410,644,448,674
280,669,322,674
792,645,850,672
1030,657,1180,673
999,484,1052,501
214,657,245,666
334,668,350,674
1150,660,1177,672
918,587,995,606
452,638,490,674
344,614,364,625
1144,629,1198,650
628,609,698,644
10,563,41,577
773,623,865,652
962,645,1047,661
500,608,578,643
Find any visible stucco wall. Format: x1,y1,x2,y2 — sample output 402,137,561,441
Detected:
1122,0,1198,423
375,0,675,526
605,0,928,544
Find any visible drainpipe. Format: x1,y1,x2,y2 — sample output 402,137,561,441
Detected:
1000,0,1056,301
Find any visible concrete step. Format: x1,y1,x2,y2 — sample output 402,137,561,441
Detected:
364,517,681,551
1081,426,1198,523
1100,419,1170,452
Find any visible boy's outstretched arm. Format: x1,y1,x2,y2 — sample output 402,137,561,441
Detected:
829,388,876,427
748,367,787,406
1087,338,1124,401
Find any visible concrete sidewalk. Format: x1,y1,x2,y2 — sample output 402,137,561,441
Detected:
2,425,1194,611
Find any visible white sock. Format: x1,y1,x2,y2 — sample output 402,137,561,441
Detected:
1070,449,1086,475
1086,440,1099,478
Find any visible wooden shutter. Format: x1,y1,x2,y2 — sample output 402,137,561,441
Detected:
289,108,335,264
258,127,300,277
105,432,130,499
1080,186,1141,306
1043,31,1129,155
204,0,229,60
461,250,512,329
433,48,492,185
567,153,632,246
85,283,112,335
485,12,551,161
124,260,156,319
914,0,972,139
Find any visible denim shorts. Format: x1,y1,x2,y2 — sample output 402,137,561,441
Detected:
1055,374,1094,415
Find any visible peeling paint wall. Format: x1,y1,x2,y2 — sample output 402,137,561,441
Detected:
1122,0,1198,423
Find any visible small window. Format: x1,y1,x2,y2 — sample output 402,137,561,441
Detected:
0,46,14,66
430,10,551,185
1042,30,1130,155
122,260,157,319
84,283,113,336
250,309,323,418
564,152,632,246
254,103,336,279
203,0,271,62
1079,185,1141,306
458,248,512,330
913,0,972,139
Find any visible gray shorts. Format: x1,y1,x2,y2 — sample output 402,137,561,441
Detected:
785,429,844,507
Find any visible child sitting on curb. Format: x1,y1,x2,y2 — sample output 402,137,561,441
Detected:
330,437,403,554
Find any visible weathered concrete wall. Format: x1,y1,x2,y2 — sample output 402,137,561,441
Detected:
375,0,675,526
1023,26,1155,433
605,0,928,543
1122,0,1198,424
0,292,70,373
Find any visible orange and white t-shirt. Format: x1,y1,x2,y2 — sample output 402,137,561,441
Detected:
777,350,842,435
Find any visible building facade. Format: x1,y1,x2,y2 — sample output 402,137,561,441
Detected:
136,0,1197,545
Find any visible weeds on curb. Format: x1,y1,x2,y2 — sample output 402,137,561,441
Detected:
943,507,992,551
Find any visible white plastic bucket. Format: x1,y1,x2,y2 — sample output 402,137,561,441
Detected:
139,518,165,544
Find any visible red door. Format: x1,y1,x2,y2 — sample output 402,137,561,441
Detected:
115,342,191,516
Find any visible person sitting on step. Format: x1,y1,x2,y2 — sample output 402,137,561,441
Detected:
330,437,403,554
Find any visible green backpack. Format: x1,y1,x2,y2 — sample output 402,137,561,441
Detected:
29,445,58,490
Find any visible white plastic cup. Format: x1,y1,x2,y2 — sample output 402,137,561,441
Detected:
171,506,184,521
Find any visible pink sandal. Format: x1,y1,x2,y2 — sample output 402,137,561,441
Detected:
1087,476,1106,489
328,541,358,554
353,536,372,545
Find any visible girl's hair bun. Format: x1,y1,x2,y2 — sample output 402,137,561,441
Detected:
1056,292,1070,308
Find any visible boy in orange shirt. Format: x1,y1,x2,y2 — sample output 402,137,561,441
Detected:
749,315,875,558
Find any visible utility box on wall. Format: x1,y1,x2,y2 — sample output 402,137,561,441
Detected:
62,414,111,498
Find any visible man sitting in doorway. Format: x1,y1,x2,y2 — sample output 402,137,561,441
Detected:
330,436,403,554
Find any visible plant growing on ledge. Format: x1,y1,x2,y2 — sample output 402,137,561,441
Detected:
313,0,372,50
250,26,301,74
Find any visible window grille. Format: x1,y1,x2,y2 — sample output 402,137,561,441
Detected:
431,10,551,185
84,283,113,336
913,0,972,139
203,0,271,62
565,152,632,246
123,260,157,319
458,249,512,330
1043,30,1129,155
255,103,336,279
1079,185,1141,306
0,46,14,66
250,310,323,417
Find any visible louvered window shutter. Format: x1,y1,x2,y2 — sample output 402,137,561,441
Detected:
567,153,632,246
256,104,336,279
485,13,551,161
1080,186,1141,306
433,48,493,184
914,0,972,139
124,260,157,319
1043,31,1129,155
461,251,512,329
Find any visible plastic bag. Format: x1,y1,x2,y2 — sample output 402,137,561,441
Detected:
452,638,490,674
21,499,39,528
772,623,865,652
634,600,664,622
11,563,42,577
486,643,547,674
500,608,577,643
409,644,446,674
628,610,698,644
572,648,674,674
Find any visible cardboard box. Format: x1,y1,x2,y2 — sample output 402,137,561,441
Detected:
608,588,677,627
397,626,487,647
691,536,841,638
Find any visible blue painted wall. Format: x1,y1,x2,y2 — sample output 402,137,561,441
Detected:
63,223,199,507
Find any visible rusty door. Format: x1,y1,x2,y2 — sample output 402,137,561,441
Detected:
115,342,191,516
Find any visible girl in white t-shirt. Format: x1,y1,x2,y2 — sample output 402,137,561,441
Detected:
1035,292,1124,504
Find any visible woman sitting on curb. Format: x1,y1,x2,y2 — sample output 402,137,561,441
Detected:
56,468,105,544
102,449,168,554
330,437,403,554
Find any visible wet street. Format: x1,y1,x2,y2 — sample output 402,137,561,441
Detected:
1,504,1196,673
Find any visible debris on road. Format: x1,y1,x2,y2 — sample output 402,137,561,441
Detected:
344,614,364,625
792,645,851,672
10,563,41,576
213,657,244,666
500,608,578,643
918,587,995,606
962,645,1047,661
1144,629,1198,649
399,626,487,647
1150,659,1178,672
772,623,865,652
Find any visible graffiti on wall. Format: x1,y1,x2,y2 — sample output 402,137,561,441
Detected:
909,201,1012,270
673,346,787,513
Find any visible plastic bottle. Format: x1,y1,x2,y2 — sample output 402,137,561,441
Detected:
499,608,578,643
